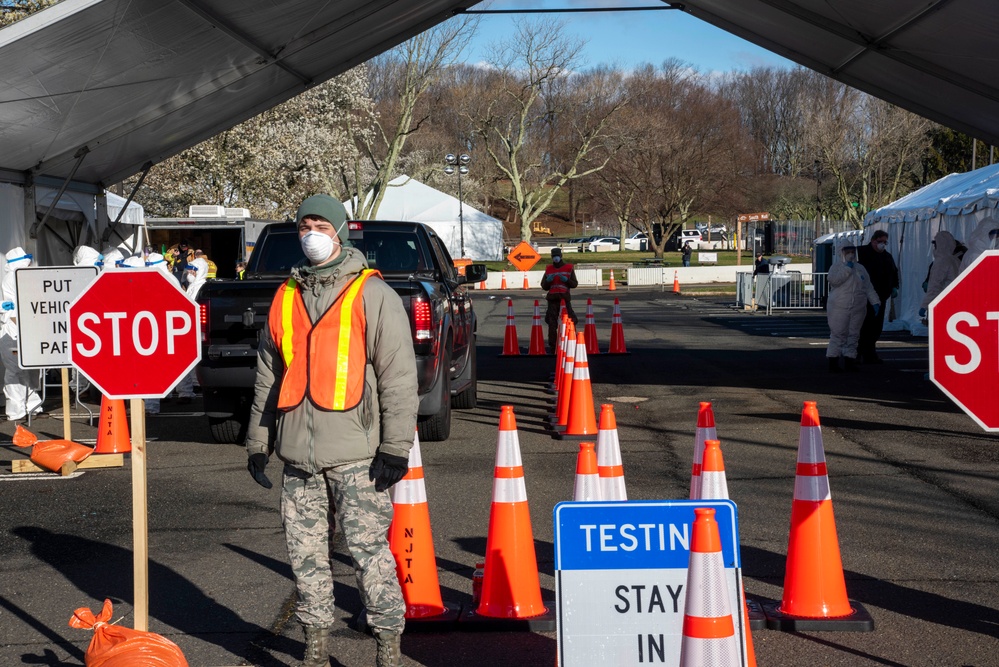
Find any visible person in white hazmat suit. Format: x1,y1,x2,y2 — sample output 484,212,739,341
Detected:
1,248,44,420
919,231,964,319
826,244,881,372
143,252,173,415
173,258,209,403
958,216,999,274
72,245,103,268
101,247,124,270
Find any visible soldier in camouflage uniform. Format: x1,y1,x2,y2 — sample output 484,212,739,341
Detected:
245,195,418,667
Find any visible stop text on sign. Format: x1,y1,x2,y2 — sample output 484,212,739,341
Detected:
74,310,193,357
940,310,999,374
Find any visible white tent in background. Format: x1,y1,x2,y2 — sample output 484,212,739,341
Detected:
345,176,503,261
863,163,999,336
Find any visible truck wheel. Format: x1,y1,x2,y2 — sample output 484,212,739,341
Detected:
418,347,452,442
209,416,248,444
452,336,477,410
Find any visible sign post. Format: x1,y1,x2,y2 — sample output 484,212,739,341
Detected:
68,269,201,630
554,499,747,667
15,266,99,439
929,250,999,431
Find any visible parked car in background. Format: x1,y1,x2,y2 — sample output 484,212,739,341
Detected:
666,229,703,251
586,236,621,252
624,232,648,251
695,222,727,236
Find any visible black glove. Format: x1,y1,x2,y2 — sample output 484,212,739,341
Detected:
247,453,273,489
369,452,409,492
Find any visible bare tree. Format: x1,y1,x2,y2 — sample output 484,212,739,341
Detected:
0,0,57,28
464,19,626,243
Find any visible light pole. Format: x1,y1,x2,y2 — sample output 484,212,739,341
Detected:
445,153,470,258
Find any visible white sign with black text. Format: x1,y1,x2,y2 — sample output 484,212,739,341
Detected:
15,266,99,368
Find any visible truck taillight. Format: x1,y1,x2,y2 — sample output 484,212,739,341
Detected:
200,303,209,342
412,297,432,340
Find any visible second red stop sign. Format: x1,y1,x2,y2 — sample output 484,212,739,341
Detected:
929,250,999,432
68,269,201,399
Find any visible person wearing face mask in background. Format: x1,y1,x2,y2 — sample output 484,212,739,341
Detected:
857,229,899,364
919,231,964,321
172,257,209,405
958,216,999,274
1,248,44,421
540,247,579,353
244,194,417,667
826,244,880,372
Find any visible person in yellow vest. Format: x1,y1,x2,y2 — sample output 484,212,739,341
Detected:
194,249,217,279
540,247,579,353
244,194,417,667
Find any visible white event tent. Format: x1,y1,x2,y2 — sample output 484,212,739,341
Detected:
345,176,503,261
863,163,999,336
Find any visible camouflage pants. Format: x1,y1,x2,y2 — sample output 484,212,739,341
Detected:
281,460,404,632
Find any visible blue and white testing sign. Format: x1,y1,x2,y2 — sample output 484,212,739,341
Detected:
554,500,747,667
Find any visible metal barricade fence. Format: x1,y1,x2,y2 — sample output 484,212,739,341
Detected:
737,271,828,313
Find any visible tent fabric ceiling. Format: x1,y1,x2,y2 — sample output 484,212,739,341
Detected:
0,0,478,187
677,0,999,146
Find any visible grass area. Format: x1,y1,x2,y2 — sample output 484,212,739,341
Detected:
482,249,809,273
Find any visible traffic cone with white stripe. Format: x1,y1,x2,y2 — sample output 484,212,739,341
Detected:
596,404,626,500
528,300,546,356
522,272,530,289
572,442,601,501
464,406,554,630
583,299,601,355
500,271,508,290
553,323,576,427
764,401,874,631
607,298,628,355
689,402,717,500
559,332,598,438
500,298,520,356
388,432,459,627
608,269,617,291
679,507,741,666
673,270,680,293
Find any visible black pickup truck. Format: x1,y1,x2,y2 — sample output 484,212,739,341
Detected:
195,220,487,443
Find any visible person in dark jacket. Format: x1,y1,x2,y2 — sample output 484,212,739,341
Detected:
540,247,579,353
681,242,692,267
857,230,899,364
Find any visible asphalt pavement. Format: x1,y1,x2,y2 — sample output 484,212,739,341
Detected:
1,286,997,666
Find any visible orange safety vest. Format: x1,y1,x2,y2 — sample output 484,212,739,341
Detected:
268,269,380,412
544,263,574,295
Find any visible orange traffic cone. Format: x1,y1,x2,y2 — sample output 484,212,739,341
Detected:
500,271,508,290
673,270,680,293
596,404,626,500
465,406,554,630
766,401,874,631
679,508,741,666
500,298,520,356
560,332,598,438
528,300,546,356
553,323,576,428
607,298,628,354
95,395,131,454
572,442,601,501
689,402,717,500
478,278,487,290
583,299,600,355
548,314,568,394
388,432,458,626
522,272,529,290
608,269,617,291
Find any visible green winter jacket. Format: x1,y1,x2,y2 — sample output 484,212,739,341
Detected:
245,247,418,472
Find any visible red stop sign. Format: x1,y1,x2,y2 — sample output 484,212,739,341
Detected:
68,269,201,399
929,251,999,431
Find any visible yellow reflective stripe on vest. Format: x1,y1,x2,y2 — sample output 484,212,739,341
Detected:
332,271,371,410
280,278,298,368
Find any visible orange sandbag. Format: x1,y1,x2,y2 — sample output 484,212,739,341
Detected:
30,439,94,473
12,424,36,447
69,599,188,667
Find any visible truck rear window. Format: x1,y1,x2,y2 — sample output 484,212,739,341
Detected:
248,227,431,274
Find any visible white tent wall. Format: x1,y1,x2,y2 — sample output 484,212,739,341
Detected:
863,164,999,336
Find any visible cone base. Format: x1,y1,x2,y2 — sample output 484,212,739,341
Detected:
458,600,556,632
746,594,769,631
402,602,463,632
762,599,874,632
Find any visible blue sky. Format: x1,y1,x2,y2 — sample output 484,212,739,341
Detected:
462,0,794,74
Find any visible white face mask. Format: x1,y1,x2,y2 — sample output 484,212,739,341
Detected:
300,230,337,264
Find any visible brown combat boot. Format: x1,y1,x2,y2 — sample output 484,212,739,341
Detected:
300,626,331,667
374,630,402,667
